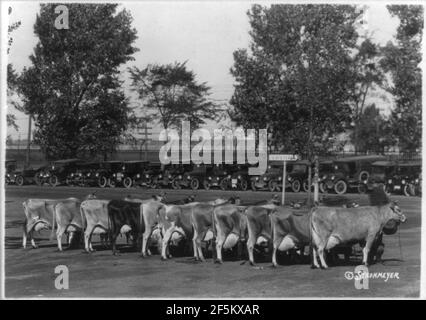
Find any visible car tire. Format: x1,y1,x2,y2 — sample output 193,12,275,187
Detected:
123,177,133,189
303,180,314,192
190,178,199,190
203,180,210,190
319,182,327,194
358,171,369,182
268,180,277,192
291,180,301,193
15,175,24,186
108,179,116,188
98,176,108,188
49,175,59,187
403,184,415,197
357,183,367,194
220,179,229,191
34,173,43,186
251,181,257,191
334,180,347,195
240,179,248,191
171,180,181,190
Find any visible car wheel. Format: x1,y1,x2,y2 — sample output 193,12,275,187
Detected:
358,171,369,182
403,184,415,197
108,179,116,188
334,180,347,195
220,179,229,191
190,178,199,190
240,179,248,191
303,180,314,192
34,173,43,186
319,182,327,194
5,176,10,185
65,178,74,186
123,177,133,189
98,176,107,188
203,180,210,190
357,183,367,194
291,180,301,193
49,175,59,187
171,180,181,190
268,180,277,192
251,180,257,191
15,175,24,186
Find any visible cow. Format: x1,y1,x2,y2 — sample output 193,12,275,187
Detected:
213,203,247,264
22,198,79,249
310,201,406,269
124,195,165,257
244,203,277,266
270,207,311,267
160,198,227,261
107,200,145,255
80,199,111,252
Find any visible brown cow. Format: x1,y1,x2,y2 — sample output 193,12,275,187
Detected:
311,202,406,269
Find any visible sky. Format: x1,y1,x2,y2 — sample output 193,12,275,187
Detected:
5,1,400,140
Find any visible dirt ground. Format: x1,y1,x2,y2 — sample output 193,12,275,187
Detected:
4,185,421,298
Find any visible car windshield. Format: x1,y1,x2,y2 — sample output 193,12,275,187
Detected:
334,163,350,172
291,164,307,173
319,163,333,173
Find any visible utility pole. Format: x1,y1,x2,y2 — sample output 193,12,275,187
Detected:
25,115,32,168
138,119,152,161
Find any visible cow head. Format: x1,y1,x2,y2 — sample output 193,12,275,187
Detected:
85,193,97,200
213,198,227,205
388,201,406,223
152,194,165,202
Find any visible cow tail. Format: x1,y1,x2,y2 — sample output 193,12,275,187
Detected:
80,204,87,233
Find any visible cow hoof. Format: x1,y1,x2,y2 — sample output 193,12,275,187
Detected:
167,254,172,259
214,259,223,264
31,245,39,249
240,261,247,265
161,256,168,261
271,264,277,268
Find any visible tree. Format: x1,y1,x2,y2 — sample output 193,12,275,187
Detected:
380,5,423,153
350,104,392,153
7,6,22,131
350,38,384,153
229,4,361,157
18,4,138,159
129,62,219,131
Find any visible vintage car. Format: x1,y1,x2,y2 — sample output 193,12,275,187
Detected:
150,164,184,189
357,161,397,194
318,160,334,193
36,158,83,187
9,164,45,186
228,163,251,191
66,162,104,187
120,161,150,188
287,160,311,193
103,161,129,188
169,164,195,189
5,160,17,185
251,161,287,192
387,161,421,196
173,164,205,190
201,164,230,190
322,155,386,194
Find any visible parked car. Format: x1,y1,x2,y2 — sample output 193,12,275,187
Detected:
66,162,104,187
150,164,183,189
170,164,194,189
5,160,17,185
287,160,311,193
322,155,386,194
141,163,163,188
103,161,129,188
387,161,421,196
251,161,287,192
318,160,334,193
174,164,205,190
120,161,150,188
228,164,251,191
36,158,83,187
357,161,397,194
9,165,44,186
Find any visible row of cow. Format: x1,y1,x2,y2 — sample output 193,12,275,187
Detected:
22,189,406,268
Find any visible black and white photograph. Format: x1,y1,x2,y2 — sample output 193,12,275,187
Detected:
1,0,423,300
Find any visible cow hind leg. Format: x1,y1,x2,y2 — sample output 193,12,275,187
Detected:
56,227,66,251
363,235,376,266
246,236,257,266
22,232,27,249
215,235,225,264
311,230,328,269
